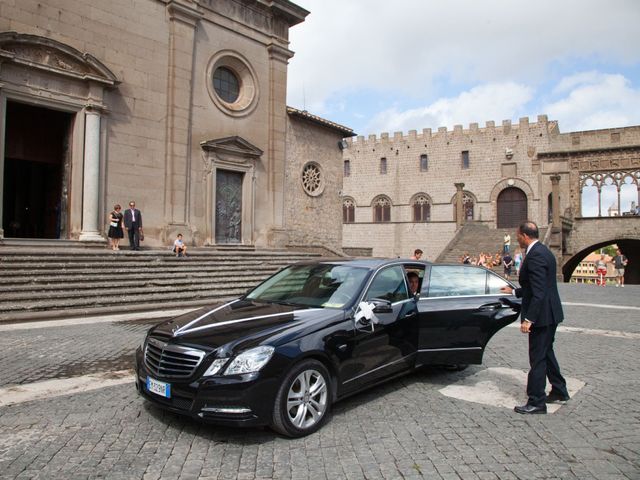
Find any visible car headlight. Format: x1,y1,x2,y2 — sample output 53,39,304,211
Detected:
223,346,275,375
203,358,229,377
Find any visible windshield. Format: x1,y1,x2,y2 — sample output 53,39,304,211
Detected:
246,264,370,308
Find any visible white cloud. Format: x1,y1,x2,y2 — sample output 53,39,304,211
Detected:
364,82,534,134
543,73,640,131
288,0,640,116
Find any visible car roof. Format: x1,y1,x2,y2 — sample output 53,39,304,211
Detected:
292,257,499,271
293,258,433,269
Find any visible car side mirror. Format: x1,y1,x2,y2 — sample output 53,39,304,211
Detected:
370,298,393,314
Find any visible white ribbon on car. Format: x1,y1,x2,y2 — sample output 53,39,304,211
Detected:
355,301,379,332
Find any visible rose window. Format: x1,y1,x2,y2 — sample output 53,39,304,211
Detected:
302,162,324,196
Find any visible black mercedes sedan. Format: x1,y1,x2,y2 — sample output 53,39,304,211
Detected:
135,259,520,437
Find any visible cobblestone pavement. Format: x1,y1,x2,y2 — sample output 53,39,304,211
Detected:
0,285,639,479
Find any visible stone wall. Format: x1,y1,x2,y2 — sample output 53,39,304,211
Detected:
284,113,345,252
342,116,558,258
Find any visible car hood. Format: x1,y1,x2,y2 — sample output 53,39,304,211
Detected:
150,299,346,353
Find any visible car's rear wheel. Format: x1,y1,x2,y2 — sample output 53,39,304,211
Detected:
271,359,331,437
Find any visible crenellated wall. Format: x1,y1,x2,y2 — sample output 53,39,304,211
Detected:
341,115,640,259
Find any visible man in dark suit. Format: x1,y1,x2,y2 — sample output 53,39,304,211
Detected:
123,200,143,251
501,221,569,414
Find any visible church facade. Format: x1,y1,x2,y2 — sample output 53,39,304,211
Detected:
0,0,350,251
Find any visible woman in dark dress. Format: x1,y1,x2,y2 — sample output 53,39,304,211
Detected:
107,204,124,250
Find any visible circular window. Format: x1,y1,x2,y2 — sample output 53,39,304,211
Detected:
213,67,240,103
207,51,259,117
302,162,324,197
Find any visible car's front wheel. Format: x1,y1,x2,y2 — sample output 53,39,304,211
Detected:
271,359,331,437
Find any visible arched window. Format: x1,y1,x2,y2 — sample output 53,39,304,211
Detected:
463,193,474,220
343,198,355,223
412,194,431,222
373,196,391,222
453,192,475,221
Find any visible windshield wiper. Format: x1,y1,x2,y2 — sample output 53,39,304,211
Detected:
270,300,310,308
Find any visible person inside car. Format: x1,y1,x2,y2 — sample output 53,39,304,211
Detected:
407,271,420,295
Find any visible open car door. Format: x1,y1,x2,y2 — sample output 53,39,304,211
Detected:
416,265,520,366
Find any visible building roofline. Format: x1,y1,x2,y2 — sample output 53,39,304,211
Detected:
287,106,356,137
538,144,640,158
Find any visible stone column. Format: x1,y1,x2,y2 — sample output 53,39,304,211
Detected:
550,175,561,227
455,182,465,227
597,187,602,217
266,43,294,247
163,1,202,233
0,90,5,239
79,108,103,241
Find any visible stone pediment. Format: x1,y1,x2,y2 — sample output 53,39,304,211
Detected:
0,32,119,87
200,136,263,160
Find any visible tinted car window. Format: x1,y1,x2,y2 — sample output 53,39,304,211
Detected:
487,270,509,294
427,265,486,297
365,266,409,303
246,264,369,308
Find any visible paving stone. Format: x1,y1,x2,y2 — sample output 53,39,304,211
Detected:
0,285,639,478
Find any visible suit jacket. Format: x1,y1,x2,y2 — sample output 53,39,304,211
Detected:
123,208,142,229
514,241,563,326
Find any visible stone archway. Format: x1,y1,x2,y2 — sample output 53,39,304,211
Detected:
0,32,119,240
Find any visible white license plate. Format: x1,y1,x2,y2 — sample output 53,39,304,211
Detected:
146,376,171,398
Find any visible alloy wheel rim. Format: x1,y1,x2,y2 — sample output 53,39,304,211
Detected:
286,369,327,429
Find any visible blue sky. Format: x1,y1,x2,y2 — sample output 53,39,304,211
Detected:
286,0,640,137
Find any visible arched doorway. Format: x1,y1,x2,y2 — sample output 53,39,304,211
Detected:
497,187,527,228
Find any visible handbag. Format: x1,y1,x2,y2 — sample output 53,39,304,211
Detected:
110,221,118,227
139,228,144,241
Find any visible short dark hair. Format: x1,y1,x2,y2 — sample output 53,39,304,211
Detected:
407,271,419,280
414,249,423,255
518,221,539,239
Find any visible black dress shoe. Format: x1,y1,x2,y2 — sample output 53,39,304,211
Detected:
546,391,570,403
514,404,547,414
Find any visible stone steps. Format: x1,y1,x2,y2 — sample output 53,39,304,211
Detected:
436,223,519,273
436,222,546,275
0,247,323,321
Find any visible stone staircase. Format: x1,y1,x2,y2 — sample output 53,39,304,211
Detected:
436,223,523,272
0,247,324,322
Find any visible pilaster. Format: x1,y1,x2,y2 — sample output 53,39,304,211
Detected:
164,1,203,228
266,42,294,247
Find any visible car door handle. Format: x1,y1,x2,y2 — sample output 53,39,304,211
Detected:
478,303,502,311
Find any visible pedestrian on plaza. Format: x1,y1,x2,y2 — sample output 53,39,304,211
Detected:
514,249,523,275
613,248,628,288
596,254,608,287
501,220,569,414
502,251,513,280
124,200,143,251
173,233,188,257
462,252,471,264
107,204,124,251
410,249,423,260
503,232,511,254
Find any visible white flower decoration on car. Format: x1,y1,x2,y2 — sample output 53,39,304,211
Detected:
355,301,380,331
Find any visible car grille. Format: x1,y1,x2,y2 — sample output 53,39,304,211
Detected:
144,337,205,378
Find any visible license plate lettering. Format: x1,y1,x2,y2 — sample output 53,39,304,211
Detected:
146,376,171,398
